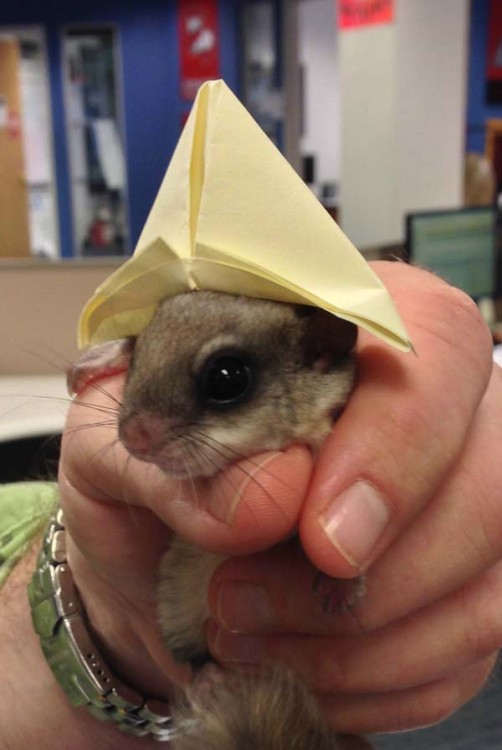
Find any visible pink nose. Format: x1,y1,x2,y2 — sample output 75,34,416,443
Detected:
120,414,167,457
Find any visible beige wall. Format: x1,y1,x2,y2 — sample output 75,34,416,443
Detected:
340,0,469,248
0,260,121,374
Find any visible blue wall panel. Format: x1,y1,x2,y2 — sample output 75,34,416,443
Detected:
0,0,241,256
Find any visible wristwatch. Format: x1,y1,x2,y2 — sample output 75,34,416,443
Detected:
28,506,177,742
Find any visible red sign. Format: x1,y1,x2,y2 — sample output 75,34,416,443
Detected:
179,0,220,101
487,0,502,82
7,110,21,140
338,0,394,30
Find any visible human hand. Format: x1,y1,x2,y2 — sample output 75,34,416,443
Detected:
59,259,501,737
202,261,502,734
58,377,313,700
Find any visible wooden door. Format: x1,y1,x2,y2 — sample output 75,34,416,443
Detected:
0,37,30,258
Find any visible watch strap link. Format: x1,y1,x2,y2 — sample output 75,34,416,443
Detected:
28,507,177,742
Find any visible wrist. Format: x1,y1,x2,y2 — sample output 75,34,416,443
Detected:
0,545,154,750
28,509,187,743
64,518,191,698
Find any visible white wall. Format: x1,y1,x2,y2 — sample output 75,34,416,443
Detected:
298,0,340,196
395,1,469,221
340,22,397,246
339,0,469,248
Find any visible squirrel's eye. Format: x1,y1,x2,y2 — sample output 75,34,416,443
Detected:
198,355,253,407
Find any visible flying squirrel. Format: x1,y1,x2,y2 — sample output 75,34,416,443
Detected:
69,290,374,750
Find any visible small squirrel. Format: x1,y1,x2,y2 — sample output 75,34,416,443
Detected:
70,290,372,750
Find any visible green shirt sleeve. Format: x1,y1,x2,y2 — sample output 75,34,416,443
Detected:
0,482,58,589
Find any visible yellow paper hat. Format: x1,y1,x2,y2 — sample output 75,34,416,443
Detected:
78,80,412,352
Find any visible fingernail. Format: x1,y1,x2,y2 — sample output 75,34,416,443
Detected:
319,481,390,569
208,451,284,524
216,582,274,633
211,627,265,665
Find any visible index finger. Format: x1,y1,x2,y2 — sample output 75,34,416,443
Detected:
61,374,314,556
300,262,494,577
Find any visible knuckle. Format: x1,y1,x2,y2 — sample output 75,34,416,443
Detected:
433,282,492,354
389,679,465,732
471,509,502,571
441,282,479,319
466,572,502,659
319,659,494,735
385,399,430,447
413,685,458,727
420,661,497,731
368,399,443,497
312,645,356,694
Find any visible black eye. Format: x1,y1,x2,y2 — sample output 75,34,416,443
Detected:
198,355,253,407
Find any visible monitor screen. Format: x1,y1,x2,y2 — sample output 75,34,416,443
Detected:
405,206,496,300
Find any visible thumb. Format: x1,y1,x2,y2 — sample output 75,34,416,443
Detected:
63,373,313,558
299,266,493,578
163,444,313,556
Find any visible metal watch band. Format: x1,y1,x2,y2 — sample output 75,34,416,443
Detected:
28,506,177,742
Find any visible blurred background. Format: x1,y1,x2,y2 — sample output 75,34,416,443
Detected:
2,0,500,373
0,2,501,747
0,0,498,258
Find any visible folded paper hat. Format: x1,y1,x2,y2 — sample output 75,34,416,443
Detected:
78,80,412,352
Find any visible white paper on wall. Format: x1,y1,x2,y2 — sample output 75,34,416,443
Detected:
91,118,126,191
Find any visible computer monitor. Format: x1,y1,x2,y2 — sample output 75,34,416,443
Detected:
405,206,496,300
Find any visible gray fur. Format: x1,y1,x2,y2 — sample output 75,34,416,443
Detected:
119,291,356,477
172,666,373,750
158,537,222,663
114,291,370,749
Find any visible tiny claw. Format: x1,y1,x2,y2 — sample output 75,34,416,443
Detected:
312,571,366,614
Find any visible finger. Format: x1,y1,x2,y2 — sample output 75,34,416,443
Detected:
60,374,174,592
319,657,495,735
208,539,365,635
61,372,179,507
300,263,494,576
59,492,192,695
209,375,502,638
59,475,171,599
60,379,193,694
62,374,314,555
211,367,501,638
340,365,502,632
154,444,313,555
207,559,502,694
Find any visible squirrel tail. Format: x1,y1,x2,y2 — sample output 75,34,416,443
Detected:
170,666,373,750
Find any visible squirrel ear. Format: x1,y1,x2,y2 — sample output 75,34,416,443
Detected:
299,307,357,370
67,338,135,396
